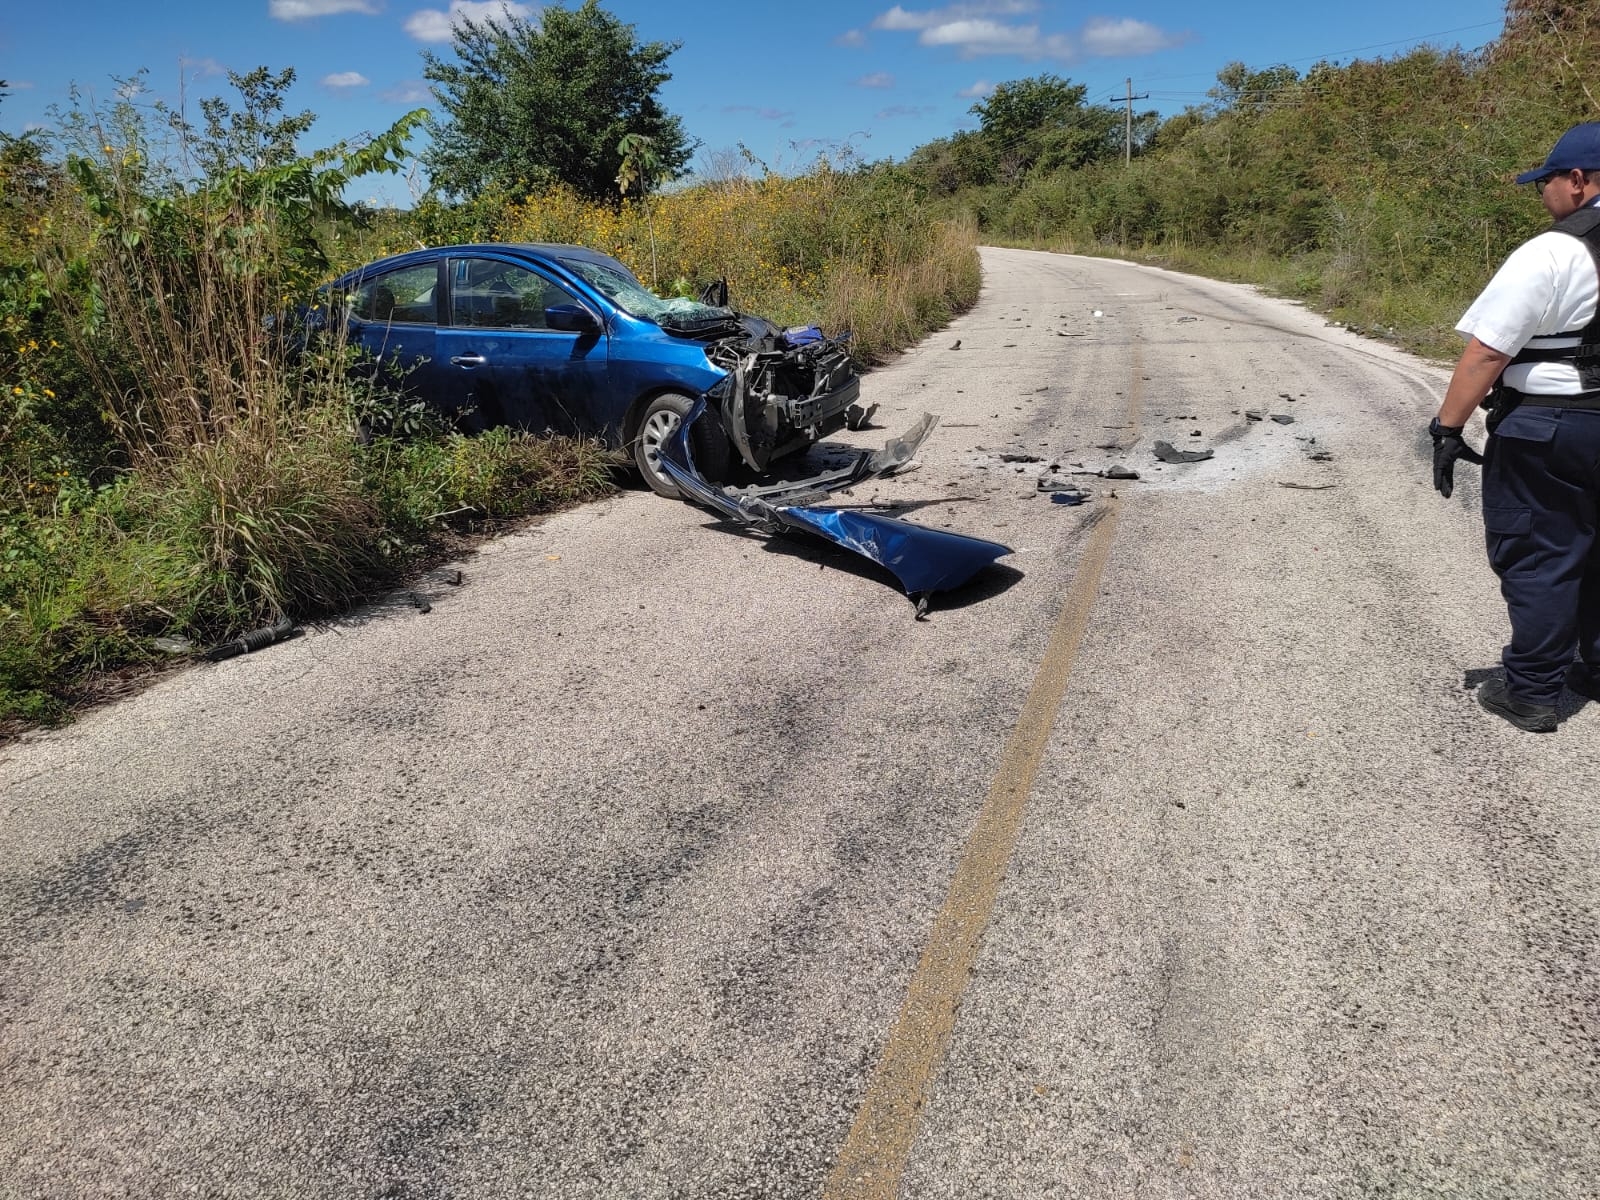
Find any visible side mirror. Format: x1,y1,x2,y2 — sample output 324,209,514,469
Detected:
546,304,601,334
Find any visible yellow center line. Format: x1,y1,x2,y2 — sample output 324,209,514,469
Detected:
822,343,1141,1200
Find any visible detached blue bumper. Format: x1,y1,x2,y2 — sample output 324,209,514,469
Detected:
660,397,1012,613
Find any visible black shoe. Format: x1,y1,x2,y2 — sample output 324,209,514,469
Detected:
1478,677,1558,732
1568,662,1600,703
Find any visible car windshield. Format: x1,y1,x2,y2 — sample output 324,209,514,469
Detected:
558,255,731,327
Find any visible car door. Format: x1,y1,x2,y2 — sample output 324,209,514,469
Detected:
344,261,446,414
436,254,614,436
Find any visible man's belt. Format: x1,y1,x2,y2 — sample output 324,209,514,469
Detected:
1492,385,1600,410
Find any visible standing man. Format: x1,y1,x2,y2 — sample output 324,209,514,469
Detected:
1433,122,1600,732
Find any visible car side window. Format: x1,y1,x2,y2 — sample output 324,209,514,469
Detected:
350,264,437,325
451,258,573,331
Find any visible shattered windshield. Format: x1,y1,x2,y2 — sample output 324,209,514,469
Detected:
558,255,733,327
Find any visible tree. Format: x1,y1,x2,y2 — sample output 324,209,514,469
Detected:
969,75,1091,145
193,67,316,176
967,74,1123,181
422,0,693,201
1208,62,1301,116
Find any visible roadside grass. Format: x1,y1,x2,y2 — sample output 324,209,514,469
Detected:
1,430,618,730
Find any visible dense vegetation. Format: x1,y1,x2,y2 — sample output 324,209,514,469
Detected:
898,0,1600,357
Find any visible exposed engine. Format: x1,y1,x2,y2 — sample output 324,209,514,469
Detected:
705,328,860,470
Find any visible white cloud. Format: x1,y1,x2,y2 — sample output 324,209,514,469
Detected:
921,19,1072,59
922,19,1030,53
874,5,930,30
836,29,867,47
872,1,1037,31
1080,17,1189,57
270,0,381,19
322,71,371,88
404,1,534,43
382,80,433,103
957,79,995,98
5,80,36,90
179,56,226,78
870,2,1179,62
875,104,937,120
855,72,895,89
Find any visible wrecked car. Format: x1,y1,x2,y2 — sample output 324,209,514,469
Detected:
323,243,860,497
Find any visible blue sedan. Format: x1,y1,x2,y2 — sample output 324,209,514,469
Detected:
327,243,860,497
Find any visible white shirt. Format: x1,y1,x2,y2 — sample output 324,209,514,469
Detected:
1456,213,1600,395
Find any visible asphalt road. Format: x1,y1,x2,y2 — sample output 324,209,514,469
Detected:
2,247,1596,1199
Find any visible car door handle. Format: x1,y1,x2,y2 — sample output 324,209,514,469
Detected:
450,353,486,367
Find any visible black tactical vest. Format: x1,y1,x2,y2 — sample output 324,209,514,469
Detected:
1506,204,1600,393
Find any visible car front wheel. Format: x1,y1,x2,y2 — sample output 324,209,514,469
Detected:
633,391,730,499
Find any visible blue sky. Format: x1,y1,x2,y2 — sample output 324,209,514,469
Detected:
2,0,1510,205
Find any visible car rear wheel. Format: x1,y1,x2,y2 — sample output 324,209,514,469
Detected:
633,391,730,499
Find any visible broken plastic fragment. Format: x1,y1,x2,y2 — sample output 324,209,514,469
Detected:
1036,476,1082,493
845,402,879,431
1152,440,1214,464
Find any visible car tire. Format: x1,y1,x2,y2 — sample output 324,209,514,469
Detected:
633,391,729,499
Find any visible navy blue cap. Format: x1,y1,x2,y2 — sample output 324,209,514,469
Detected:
1516,122,1600,184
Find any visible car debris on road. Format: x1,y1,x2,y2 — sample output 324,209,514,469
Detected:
203,617,302,662
1152,440,1215,464
659,398,1011,616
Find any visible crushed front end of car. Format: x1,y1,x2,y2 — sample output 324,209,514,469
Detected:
703,324,861,473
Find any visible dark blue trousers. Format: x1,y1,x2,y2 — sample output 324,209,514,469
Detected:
1482,404,1600,705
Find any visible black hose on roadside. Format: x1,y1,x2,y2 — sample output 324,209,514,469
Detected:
204,617,302,662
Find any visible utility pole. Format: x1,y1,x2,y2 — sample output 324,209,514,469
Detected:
1123,78,1149,165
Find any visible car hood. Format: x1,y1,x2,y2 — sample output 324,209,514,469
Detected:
658,308,781,341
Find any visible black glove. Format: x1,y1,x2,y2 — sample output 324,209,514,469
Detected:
1430,417,1483,498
